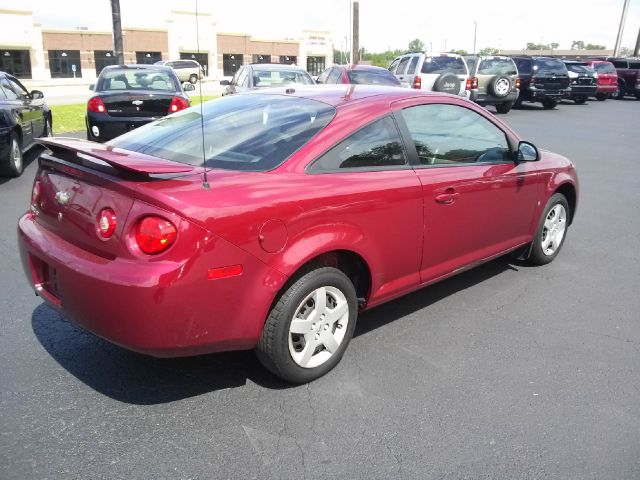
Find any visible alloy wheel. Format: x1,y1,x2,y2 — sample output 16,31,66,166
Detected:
541,204,567,256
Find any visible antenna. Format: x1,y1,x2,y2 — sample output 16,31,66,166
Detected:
195,0,209,189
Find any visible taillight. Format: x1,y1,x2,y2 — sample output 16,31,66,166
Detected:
467,77,478,90
96,208,117,239
31,180,41,204
515,78,521,89
412,75,421,89
135,216,177,254
169,96,189,113
87,97,106,113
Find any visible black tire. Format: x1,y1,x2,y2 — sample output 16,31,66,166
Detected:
488,75,512,98
495,101,513,114
513,97,523,109
256,266,358,383
0,131,23,178
189,74,198,84
595,92,607,101
615,85,625,99
527,193,570,265
432,73,461,95
541,98,557,109
573,95,587,105
635,93,640,100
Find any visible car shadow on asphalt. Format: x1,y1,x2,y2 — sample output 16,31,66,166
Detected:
32,256,524,404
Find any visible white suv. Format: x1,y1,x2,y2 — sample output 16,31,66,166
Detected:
389,52,470,97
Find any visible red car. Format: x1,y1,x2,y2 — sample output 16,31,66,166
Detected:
316,64,401,86
18,86,578,383
584,60,618,100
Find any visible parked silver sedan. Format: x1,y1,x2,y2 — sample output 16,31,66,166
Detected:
220,63,315,95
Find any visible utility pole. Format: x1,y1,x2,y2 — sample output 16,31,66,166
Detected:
351,1,359,64
634,26,640,56
613,0,630,57
110,0,124,64
473,22,477,54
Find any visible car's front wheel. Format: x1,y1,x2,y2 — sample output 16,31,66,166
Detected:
256,266,358,383
528,193,570,265
595,92,607,101
0,131,23,178
495,101,513,114
573,95,587,104
542,99,558,109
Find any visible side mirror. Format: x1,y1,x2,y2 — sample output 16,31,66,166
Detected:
517,141,539,162
183,83,196,91
219,80,230,86
89,84,95,91
30,90,44,99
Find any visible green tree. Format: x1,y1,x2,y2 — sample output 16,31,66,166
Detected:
585,43,606,50
408,38,425,52
550,42,559,49
571,40,585,50
479,47,499,55
451,49,468,55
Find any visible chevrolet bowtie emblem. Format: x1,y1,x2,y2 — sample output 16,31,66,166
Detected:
132,100,144,105
55,191,69,205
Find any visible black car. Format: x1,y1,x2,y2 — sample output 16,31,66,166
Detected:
511,56,570,109
0,71,51,177
562,61,597,104
86,64,195,142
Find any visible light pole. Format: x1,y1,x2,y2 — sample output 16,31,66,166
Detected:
473,22,477,54
614,0,631,56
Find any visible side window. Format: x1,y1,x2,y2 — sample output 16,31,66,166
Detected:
327,68,342,83
396,56,411,75
0,78,21,100
236,68,248,87
516,59,531,74
406,56,419,75
388,58,400,73
231,67,242,85
401,104,511,166
316,68,330,84
309,116,406,172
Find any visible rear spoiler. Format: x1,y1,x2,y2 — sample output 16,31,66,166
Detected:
36,137,194,175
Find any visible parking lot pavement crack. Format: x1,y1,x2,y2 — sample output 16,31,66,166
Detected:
382,436,403,475
306,383,318,436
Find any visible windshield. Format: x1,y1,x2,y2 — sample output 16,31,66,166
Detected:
421,56,467,75
97,68,178,91
252,69,314,87
533,59,567,75
594,62,615,74
108,94,336,171
347,70,400,86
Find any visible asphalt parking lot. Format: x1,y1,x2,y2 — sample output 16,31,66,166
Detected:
1,98,639,479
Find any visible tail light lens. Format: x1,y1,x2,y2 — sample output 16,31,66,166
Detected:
169,96,189,113
515,78,521,89
96,208,117,239
412,75,421,89
467,77,478,90
87,97,106,113
135,216,177,254
31,180,41,204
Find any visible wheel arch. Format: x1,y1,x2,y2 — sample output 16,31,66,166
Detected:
554,182,577,224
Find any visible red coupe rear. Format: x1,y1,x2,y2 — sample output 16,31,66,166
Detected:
18,86,578,383
584,60,618,100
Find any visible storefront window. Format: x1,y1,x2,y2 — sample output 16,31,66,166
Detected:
223,54,243,76
306,56,326,76
180,52,208,76
0,50,32,79
94,51,117,75
48,50,82,78
135,52,162,65
252,54,271,64
279,55,297,65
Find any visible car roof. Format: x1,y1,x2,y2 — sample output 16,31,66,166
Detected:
242,84,447,108
250,63,306,71
102,64,173,71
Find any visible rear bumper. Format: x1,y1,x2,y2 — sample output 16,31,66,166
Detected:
86,113,159,142
528,88,571,99
469,90,519,105
567,85,597,97
18,213,287,357
596,84,618,94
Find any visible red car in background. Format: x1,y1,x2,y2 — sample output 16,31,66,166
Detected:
316,64,401,86
18,86,578,383
584,60,618,100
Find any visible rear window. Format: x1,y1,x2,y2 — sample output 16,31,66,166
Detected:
594,62,615,74
629,62,640,69
478,58,517,75
252,68,314,87
108,94,336,172
347,69,400,86
533,58,567,75
565,63,591,74
97,68,178,91
611,60,628,68
464,57,478,73
421,56,467,75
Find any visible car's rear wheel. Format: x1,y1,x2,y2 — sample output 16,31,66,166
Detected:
495,101,513,114
189,74,198,84
595,92,607,101
0,131,23,178
615,85,625,99
528,193,570,265
256,266,358,383
573,95,587,104
542,99,557,109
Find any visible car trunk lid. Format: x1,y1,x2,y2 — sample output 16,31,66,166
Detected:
532,74,570,90
99,91,176,118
